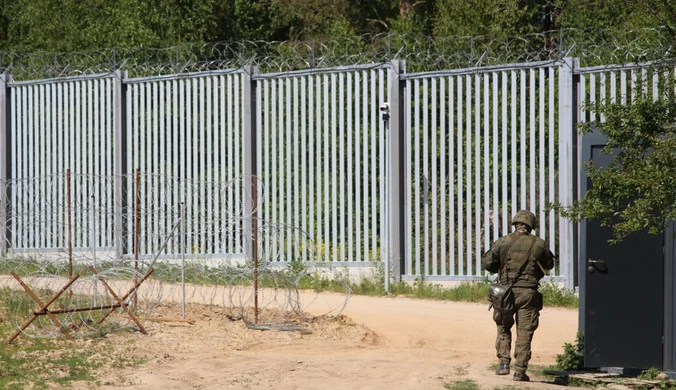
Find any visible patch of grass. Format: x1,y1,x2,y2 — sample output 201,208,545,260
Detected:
443,379,481,390
637,367,662,380
539,282,578,308
0,287,143,389
299,270,578,308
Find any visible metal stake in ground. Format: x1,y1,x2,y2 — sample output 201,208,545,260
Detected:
253,175,259,325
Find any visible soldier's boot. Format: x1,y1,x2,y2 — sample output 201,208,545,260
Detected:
513,372,530,382
495,364,510,375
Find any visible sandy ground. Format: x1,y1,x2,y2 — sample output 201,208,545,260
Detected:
85,291,578,390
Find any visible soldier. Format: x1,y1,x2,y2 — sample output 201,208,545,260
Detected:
482,210,555,382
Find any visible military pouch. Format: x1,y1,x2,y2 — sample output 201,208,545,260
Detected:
533,290,544,311
488,281,515,312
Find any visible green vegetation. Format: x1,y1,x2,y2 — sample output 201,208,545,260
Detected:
301,268,578,308
443,379,480,390
0,257,578,308
0,287,144,390
558,92,676,242
0,0,673,51
555,331,587,371
638,367,663,381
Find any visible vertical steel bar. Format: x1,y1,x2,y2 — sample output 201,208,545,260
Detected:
431,78,438,276
466,74,472,276
0,75,7,257
271,80,278,258
205,77,213,254
559,58,576,289
10,86,17,250
199,78,206,253
370,70,377,262
288,76,294,260
67,169,73,278
243,67,257,261
510,71,517,223
539,68,546,241
263,79,270,261
548,67,556,259
457,75,463,275
346,73,353,263
339,73,345,263
331,73,338,261
301,76,308,262
323,74,329,261
378,69,387,271
439,77,446,276
362,71,368,263
414,79,421,275
405,78,412,274
253,176,259,325
227,75,234,252
422,78,429,275
501,72,508,236
520,70,526,211
529,69,536,216
308,76,315,261
134,168,140,308
475,74,481,275
448,76,455,275
492,72,499,243
483,74,490,262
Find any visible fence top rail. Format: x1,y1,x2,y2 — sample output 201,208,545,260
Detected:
124,67,245,84
252,62,390,80
6,71,118,87
401,59,567,80
575,59,676,75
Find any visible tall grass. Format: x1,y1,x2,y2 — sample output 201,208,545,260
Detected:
299,268,578,308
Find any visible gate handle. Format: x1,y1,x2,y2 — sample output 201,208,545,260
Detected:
588,259,604,264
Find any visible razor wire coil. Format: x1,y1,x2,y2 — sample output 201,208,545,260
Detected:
2,28,676,81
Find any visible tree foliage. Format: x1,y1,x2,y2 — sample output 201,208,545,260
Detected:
559,89,676,242
0,0,674,52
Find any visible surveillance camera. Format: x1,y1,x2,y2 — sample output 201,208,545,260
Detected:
379,103,390,112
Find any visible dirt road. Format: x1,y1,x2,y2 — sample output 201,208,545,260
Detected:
91,291,577,390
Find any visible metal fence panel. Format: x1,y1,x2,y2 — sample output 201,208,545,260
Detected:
8,76,116,251
125,71,245,257
402,62,565,281
256,66,389,263
1,60,585,288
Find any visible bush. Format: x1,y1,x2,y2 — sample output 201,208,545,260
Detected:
556,331,586,371
540,282,579,308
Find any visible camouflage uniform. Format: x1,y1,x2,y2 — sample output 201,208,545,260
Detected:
482,210,554,379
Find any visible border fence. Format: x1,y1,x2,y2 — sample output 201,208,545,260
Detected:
2,45,676,290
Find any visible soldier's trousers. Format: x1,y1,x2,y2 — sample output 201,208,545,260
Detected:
493,287,543,373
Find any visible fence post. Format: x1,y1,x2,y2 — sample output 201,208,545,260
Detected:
559,58,576,290
388,60,406,281
243,66,259,260
114,70,128,260
0,74,9,257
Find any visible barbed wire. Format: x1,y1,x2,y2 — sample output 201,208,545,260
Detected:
1,173,350,340
2,28,676,81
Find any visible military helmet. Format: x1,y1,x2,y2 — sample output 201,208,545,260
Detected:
511,210,537,230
